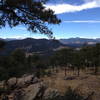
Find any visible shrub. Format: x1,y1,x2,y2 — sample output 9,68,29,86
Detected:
63,87,83,100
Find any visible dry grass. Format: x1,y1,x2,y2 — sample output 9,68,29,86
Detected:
42,68,100,99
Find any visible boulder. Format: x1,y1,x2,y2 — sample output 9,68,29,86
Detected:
32,77,39,84
44,88,61,100
15,75,39,88
7,77,17,88
17,77,25,88
24,75,35,84
22,83,47,100
64,76,76,80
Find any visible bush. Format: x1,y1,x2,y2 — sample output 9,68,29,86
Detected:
63,87,83,100
0,87,10,95
45,70,52,77
43,87,83,100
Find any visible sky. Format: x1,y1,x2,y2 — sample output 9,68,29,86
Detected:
0,0,100,39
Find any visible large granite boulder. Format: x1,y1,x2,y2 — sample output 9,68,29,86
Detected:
17,77,25,88
22,83,47,100
7,77,17,89
17,74,37,88
24,75,35,84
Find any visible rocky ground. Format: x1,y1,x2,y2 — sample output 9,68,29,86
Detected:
0,69,100,100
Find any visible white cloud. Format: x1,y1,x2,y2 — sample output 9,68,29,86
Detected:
63,20,100,23
45,0,100,14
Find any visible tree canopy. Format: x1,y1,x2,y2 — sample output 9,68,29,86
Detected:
0,0,61,38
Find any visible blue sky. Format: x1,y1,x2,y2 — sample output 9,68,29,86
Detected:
0,0,100,39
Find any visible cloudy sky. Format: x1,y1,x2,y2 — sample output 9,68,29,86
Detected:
0,0,100,39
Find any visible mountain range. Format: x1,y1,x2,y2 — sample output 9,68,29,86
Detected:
0,37,100,56
0,38,66,56
59,37,100,47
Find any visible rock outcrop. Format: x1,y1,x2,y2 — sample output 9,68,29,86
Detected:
44,88,61,100
22,83,47,100
7,77,17,89
6,74,39,89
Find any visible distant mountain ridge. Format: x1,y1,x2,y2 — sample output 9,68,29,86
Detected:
0,38,66,55
1,37,100,56
59,37,100,47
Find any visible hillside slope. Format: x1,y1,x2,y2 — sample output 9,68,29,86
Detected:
0,38,66,55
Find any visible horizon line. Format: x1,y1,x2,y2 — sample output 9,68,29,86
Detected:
1,37,100,40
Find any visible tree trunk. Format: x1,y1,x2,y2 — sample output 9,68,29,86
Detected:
65,67,67,77
72,67,75,75
77,67,80,76
94,66,98,75
53,65,55,72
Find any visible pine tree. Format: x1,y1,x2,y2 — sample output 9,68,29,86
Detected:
0,0,61,37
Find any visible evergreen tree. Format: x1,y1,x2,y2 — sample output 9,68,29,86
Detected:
0,0,61,37
0,40,5,49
